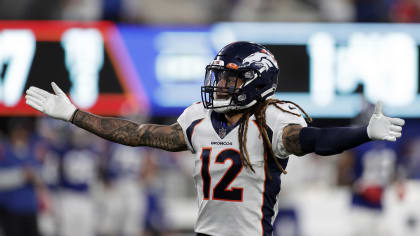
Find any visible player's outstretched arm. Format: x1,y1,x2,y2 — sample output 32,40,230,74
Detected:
25,82,188,152
282,102,405,156
72,110,187,151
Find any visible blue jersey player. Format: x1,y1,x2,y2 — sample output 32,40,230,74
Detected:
25,41,405,236
0,123,42,236
339,140,401,236
55,129,99,236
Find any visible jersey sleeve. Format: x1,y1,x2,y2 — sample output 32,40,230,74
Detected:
267,103,308,159
177,102,206,153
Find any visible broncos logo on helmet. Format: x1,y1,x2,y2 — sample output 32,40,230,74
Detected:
242,51,278,72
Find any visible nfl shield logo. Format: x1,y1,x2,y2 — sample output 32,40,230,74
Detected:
218,127,227,139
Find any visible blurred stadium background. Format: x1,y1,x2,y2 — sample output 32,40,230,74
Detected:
1,0,420,236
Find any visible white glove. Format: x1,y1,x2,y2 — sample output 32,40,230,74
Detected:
367,101,405,142
25,82,77,121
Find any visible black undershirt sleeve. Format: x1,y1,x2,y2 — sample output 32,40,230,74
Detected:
298,126,371,156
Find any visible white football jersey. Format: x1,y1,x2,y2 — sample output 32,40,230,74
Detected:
177,102,307,236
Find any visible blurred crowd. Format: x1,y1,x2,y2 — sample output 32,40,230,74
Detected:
0,115,420,236
1,0,420,24
0,117,195,236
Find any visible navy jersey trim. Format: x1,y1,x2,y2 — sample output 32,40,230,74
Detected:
210,111,241,139
186,118,204,152
261,125,288,236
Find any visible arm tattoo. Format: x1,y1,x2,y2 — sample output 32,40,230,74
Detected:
72,110,188,152
137,123,188,152
282,124,305,156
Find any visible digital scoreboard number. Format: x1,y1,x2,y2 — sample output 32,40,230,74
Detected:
210,23,420,117
0,21,149,116
4,22,420,118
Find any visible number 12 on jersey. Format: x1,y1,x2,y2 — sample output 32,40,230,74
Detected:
200,148,244,202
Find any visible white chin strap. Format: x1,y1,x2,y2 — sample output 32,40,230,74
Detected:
213,98,233,113
212,98,257,113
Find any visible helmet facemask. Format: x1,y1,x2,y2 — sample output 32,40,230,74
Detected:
201,64,254,113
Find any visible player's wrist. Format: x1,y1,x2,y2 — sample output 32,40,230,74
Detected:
60,102,77,122
366,124,373,140
69,108,79,123
362,125,371,141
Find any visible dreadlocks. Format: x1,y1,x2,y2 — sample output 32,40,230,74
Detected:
237,99,312,177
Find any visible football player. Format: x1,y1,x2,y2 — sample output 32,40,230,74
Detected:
55,128,99,236
25,41,405,236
